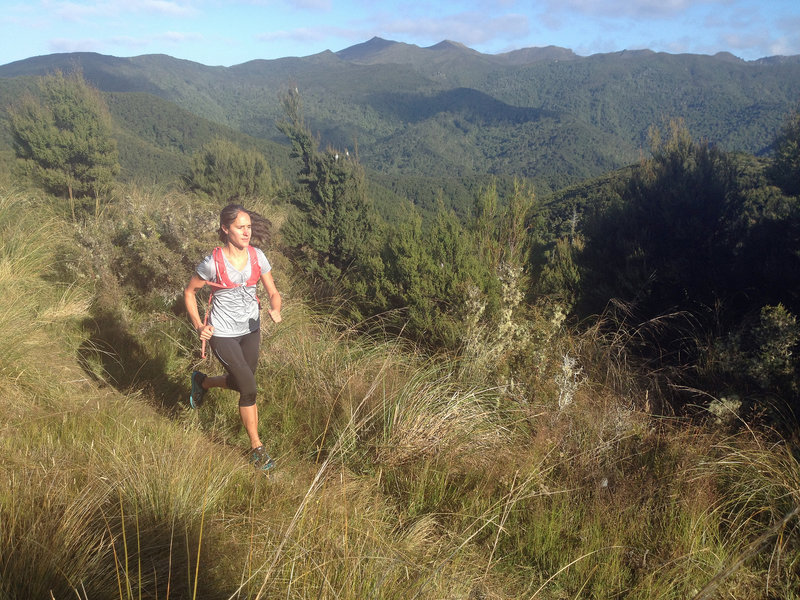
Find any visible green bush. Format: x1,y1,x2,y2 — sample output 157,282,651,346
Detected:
183,137,281,202
9,70,119,218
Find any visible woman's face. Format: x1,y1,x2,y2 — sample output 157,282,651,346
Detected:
223,211,252,249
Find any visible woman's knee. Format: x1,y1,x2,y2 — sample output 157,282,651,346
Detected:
238,391,257,407
224,372,257,407
233,375,257,407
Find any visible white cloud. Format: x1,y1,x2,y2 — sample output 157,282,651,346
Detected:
48,37,104,53
158,31,204,42
767,38,796,57
108,35,151,49
243,0,332,10
45,0,197,22
291,0,332,10
376,12,529,47
47,1,109,20
46,29,204,58
139,1,197,16
257,28,332,44
539,0,723,19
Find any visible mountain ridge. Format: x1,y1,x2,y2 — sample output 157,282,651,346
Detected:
1,38,800,200
4,37,797,72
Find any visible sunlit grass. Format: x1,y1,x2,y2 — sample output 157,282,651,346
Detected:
1,183,799,599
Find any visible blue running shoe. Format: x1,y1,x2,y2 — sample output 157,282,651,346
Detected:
190,371,206,409
249,446,276,471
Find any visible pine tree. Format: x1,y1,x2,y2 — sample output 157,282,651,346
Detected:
424,201,495,347
277,88,385,315
382,207,439,336
9,70,119,218
183,138,278,202
577,119,740,318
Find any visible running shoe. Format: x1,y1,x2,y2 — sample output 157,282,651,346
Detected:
190,371,206,409
249,446,276,471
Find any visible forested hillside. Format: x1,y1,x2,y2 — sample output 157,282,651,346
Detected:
2,38,800,210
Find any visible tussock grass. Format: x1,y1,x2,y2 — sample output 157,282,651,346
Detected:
0,190,86,382
2,184,800,599
689,434,800,598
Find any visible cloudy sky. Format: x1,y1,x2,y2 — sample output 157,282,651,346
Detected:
1,0,799,67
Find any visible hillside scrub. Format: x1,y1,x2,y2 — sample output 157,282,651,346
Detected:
5,46,800,214
1,184,800,599
535,119,800,430
3,51,800,598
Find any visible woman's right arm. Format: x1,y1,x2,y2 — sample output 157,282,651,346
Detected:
184,273,214,340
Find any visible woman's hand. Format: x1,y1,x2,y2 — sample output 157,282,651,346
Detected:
267,307,282,323
197,323,215,340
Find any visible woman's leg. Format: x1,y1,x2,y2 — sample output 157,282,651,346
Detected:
237,330,262,449
210,331,262,449
201,374,228,389
238,404,260,449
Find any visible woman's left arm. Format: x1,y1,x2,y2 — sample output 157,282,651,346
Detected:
260,270,282,323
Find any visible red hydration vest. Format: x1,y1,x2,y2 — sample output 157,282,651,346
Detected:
210,246,261,288
201,246,261,358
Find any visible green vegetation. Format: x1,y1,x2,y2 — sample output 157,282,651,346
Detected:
769,109,800,196
276,88,386,315
2,181,800,599
2,47,800,599
182,138,282,202
529,118,800,428
8,70,119,218
2,43,800,217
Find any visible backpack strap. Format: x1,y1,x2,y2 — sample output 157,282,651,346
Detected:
245,246,261,286
212,246,232,288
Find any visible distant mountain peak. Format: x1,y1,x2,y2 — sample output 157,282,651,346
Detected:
494,45,577,64
335,37,402,61
713,51,743,62
428,40,470,51
336,37,488,66
2,42,799,197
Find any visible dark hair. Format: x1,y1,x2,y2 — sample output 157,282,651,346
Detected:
218,203,271,245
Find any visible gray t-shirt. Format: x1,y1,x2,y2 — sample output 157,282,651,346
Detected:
196,247,271,337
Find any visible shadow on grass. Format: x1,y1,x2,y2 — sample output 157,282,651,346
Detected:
78,306,188,414
4,508,234,600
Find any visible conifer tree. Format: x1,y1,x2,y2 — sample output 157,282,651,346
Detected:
382,207,440,336
498,180,537,268
277,88,385,314
472,179,499,265
9,70,119,218
577,119,739,318
474,178,538,271
428,202,482,301
183,138,277,202
424,201,496,347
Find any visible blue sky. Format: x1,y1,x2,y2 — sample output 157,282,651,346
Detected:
1,0,799,67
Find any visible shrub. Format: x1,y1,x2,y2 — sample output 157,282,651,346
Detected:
183,138,281,203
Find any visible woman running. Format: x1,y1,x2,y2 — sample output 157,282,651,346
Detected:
184,203,282,470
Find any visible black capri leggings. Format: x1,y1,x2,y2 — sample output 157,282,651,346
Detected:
209,330,260,407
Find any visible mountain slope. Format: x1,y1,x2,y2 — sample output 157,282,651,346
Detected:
1,39,799,195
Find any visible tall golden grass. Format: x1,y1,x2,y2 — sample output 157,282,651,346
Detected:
1,184,798,599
